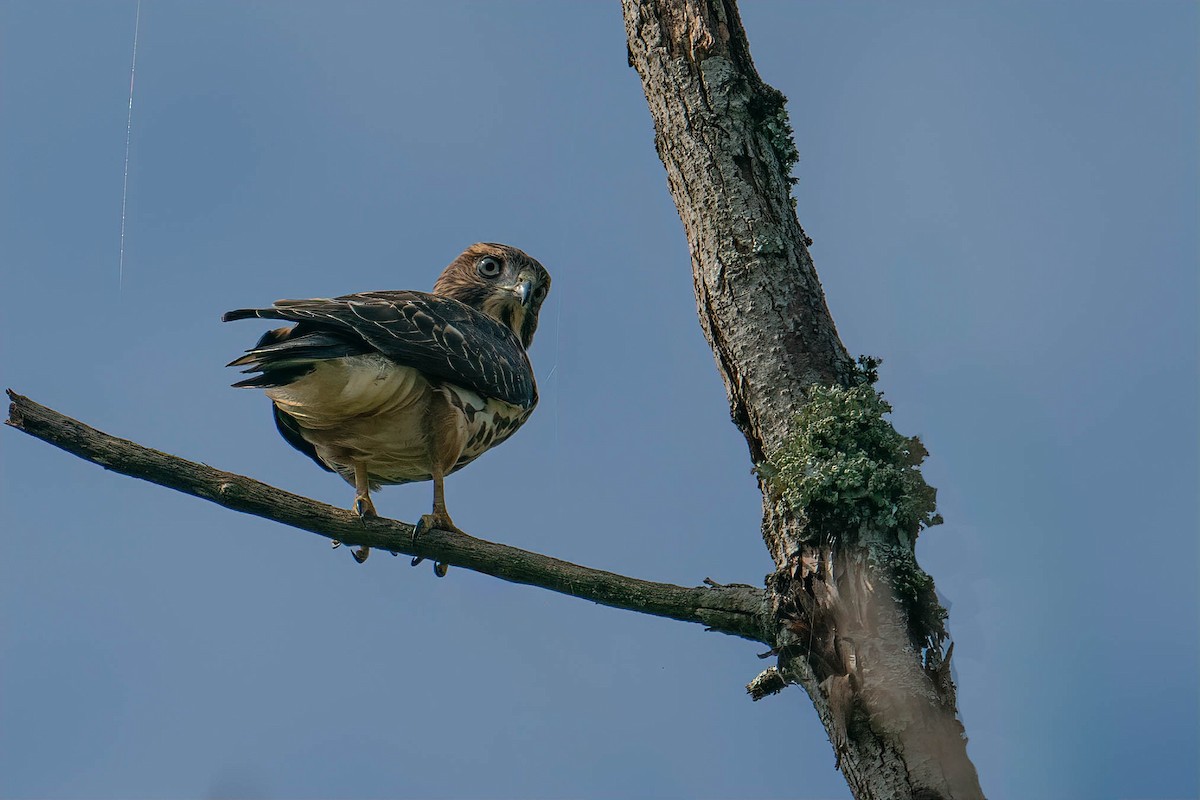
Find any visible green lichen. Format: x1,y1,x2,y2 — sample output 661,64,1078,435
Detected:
763,356,949,648
853,354,882,386
869,541,948,645
867,541,936,614
764,357,942,545
748,86,799,187
745,87,812,246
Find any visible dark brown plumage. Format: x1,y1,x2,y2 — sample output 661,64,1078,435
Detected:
223,243,551,570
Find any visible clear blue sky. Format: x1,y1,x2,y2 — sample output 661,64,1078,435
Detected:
1,2,1196,798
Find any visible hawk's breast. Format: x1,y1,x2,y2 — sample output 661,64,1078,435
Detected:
440,383,536,470
264,354,533,487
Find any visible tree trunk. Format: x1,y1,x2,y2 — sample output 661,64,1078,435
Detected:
621,1,984,797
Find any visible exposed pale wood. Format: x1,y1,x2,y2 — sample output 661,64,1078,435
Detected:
621,1,983,797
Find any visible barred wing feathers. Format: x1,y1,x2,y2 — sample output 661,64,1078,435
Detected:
223,291,536,408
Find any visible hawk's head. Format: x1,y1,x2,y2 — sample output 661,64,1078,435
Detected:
433,243,551,349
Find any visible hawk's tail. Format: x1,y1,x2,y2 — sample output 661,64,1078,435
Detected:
221,308,267,323
224,320,368,389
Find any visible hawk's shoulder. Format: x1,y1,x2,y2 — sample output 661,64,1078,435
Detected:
224,291,536,408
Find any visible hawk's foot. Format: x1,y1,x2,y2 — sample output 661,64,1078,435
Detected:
410,512,460,577
346,495,377,563
353,494,377,518
331,538,370,563
408,554,449,577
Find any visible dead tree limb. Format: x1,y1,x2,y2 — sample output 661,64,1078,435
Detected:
5,390,768,643
622,1,985,797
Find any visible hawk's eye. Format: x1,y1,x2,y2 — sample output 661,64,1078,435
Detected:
477,257,503,278
533,285,548,302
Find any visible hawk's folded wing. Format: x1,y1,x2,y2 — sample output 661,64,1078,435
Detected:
223,291,536,408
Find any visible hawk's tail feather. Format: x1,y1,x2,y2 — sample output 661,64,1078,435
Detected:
226,327,370,388
272,404,335,474
231,370,312,389
222,308,271,323
222,302,331,324
226,326,293,368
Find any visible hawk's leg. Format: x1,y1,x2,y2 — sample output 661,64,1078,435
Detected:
411,390,464,577
350,460,376,564
411,468,459,578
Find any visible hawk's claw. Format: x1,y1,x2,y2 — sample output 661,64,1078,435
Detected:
409,554,448,577
411,513,456,576
353,495,377,518
333,538,370,563
348,494,377,563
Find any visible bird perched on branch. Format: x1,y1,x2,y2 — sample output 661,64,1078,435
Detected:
222,243,551,573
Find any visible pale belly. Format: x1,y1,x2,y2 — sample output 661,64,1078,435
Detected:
266,354,531,487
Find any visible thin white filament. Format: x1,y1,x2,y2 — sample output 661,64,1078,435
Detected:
118,0,142,290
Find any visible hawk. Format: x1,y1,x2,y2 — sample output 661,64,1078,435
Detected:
223,243,551,572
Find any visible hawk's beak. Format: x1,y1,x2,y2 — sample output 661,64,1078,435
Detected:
515,279,534,309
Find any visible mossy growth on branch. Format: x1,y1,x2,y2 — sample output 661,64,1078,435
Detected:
761,356,949,647
869,540,948,645
747,86,799,187
740,84,813,244
762,356,943,546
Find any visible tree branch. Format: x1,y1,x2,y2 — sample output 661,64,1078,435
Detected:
5,389,768,643
622,1,984,797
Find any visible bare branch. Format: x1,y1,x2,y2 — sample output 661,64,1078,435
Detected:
5,390,768,643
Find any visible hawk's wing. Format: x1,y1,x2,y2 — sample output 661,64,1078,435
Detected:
223,290,536,408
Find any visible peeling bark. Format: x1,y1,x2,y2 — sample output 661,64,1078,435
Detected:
621,1,984,797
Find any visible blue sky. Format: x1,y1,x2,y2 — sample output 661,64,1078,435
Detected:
1,2,1196,798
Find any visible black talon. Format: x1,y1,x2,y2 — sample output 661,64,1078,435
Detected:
352,489,379,520
411,516,431,566
410,515,450,575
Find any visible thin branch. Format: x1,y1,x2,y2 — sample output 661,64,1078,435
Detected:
5,390,769,643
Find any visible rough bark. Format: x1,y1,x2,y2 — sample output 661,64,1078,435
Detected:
4,390,767,642
621,1,984,797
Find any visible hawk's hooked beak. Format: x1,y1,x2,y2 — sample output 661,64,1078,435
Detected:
514,279,535,309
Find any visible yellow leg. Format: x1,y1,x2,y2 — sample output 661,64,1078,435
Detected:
410,390,465,577
411,466,461,577
429,468,457,532
351,461,375,564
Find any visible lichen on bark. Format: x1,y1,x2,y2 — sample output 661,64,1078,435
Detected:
762,358,943,545
745,84,799,186
623,2,984,793
761,358,948,646
743,83,810,235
